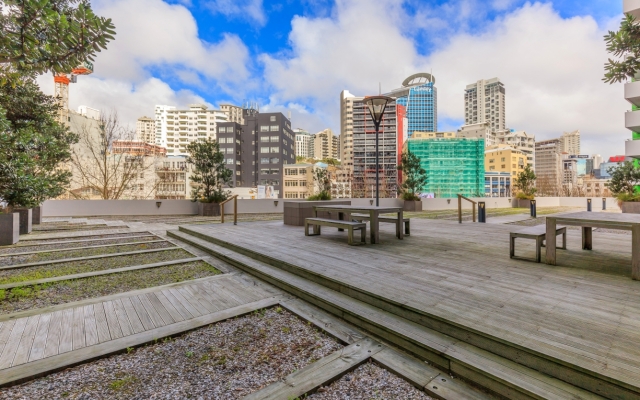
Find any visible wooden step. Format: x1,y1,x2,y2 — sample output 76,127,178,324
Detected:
168,230,607,400
175,226,639,400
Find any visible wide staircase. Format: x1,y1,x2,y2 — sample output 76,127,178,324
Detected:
168,226,638,400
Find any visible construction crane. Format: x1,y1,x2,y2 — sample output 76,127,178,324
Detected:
54,61,94,124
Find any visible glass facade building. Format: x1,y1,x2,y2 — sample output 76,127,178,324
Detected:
386,73,437,138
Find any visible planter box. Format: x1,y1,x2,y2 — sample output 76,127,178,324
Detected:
403,200,423,212
0,213,20,245
32,206,42,225
284,200,352,226
512,199,532,208
621,202,640,214
15,208,32,234
198,202,221,217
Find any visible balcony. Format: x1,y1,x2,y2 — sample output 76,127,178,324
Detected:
626,110,640,132
625,80,640,107
626,139,640,158
624,0,640,19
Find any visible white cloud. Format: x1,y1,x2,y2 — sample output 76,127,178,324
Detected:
204,0,267,26
261,0,628,158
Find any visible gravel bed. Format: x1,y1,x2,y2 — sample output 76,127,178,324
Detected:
31,224,125,233
0,308,341,399
0,260,220,314
0,241,174,267
16,232,142,245
0,248,192,286
0,235,158,255
310,361,431,399
33,223,106,231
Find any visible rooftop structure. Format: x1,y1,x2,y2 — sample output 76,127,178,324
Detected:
154,104,228,155
386,72,437,137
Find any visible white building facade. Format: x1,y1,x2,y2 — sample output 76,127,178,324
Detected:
136,116,155,144
464,78,506,132
559,130,580,155
294,128,313,158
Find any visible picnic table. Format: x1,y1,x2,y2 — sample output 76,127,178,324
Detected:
312,205,403,244
545,212,640,280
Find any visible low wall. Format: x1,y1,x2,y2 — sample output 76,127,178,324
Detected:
41,197,620,217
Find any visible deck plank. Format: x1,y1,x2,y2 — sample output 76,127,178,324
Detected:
28,313,52,362
154,291,186,322
83,305,99,347
58,309,74,354
12,315,41,366
93,303,111,343
121,297,146,334
0,318,27,369
137,294,166,327
71,307,85,351
102,300,123,340
145,293,175,325
43,310,63,358
167,288,201,318
112,299,135,337
0,320,16,357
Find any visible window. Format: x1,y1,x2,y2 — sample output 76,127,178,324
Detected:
270,116,276,122
260,136,270,142
227,148,235,154
226,159,234,165
270,136,279,142
285,181,298,187
260,147,269,154
260,126,270,132
270,125,279,131
218,137,226,143
501,157,505,162
270,157,279,164
300,180,307,186
285,168,297,175
270,147,279,153
261,158,270,164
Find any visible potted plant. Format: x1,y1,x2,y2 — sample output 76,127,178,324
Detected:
607,161,640,213
186,138,233,217
397,149,427,212
512,165,537,208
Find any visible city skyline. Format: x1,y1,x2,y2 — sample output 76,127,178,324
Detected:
35,0,627,158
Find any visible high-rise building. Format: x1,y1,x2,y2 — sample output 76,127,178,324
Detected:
136,116,155,144
464,78,506,132
340,89,361,175
592,154,603,170
216,107,295,198
220,103,245,125
559,130,580,155
496,130,535,169
313,128,339,160
154,104,228,156
485,144,526,178
534,139,562,196
294,128,313,158
406,137,484,198
385,73,437,137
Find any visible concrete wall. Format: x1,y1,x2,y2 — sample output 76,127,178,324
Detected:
42,196,620,217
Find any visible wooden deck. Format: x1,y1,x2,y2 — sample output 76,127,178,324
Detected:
183,218,640,396
0,274,280,386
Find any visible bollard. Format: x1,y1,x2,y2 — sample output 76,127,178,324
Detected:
587,198,592,212
602,197,606,210
530,199,537,218
478,202,486,223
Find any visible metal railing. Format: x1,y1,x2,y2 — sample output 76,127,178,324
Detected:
220,195,238,225
457,194,477,224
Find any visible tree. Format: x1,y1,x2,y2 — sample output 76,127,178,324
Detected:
186,138,232,203
0,73,77,212
607,161,640,202
321,157,340,166
308,167,331,200
0,0,115,75
603,15,640,84
68,112,159,199
397,150,427,201
513,164,537,199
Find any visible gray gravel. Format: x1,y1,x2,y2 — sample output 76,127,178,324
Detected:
0,235,158,255
14,232,147,246
0,308,342,399
310,361,431,399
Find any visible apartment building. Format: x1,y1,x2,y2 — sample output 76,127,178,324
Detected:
154,104,228,155
294,128,313,158
313,128,339,160
534,139,562,196
112,140,167,157
156,157,190,199
485,172,512,198
464,78,506,132
216,107,295,198
496,130,535,169
283,164,313,199
220,103,245,125
559,130,581,155
136,117,155,144
485,145,526,177
457,122,497,146
340,89,361,176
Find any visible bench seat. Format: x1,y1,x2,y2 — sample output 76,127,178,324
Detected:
351,214,410,236
305,218,367,246
510,225,566,263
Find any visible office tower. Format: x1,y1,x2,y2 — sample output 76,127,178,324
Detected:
534,139,562,196
385,72,437,137
216,107,295,198
135,116,155,144
154,104,227,155
464,78,505,132
559,130,580,155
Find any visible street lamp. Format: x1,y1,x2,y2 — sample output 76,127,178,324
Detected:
362,95,394,207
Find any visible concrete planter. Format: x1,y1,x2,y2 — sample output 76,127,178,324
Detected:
403,200,423,212
284,200,351,226
198,202,221,217
621,202,640,214
512,199,532,208
32,206,42,225
15,208,32,234
0,213,20,245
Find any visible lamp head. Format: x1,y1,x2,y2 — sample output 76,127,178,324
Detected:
362,95,394,131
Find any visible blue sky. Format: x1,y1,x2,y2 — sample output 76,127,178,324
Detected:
47,0,627,158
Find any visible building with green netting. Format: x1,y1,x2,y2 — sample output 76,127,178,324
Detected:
406,137,485,198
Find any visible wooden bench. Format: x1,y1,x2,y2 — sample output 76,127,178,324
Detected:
305,218,367,246
510,225,566,263
351,214,410,236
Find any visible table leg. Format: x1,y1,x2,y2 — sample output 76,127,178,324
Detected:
397,209,404,240
632,225,640,280
313,207,318,218
582,227,592,250
370,210,379,244
546,217,556,265
338,212,345,232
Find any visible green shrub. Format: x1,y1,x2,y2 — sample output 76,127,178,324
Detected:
308,191,331,201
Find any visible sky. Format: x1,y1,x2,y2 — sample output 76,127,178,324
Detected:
36,0,628,158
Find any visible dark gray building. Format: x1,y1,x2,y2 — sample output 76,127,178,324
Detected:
216,107,295,197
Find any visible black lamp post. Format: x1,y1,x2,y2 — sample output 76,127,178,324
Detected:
362,95,394,207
